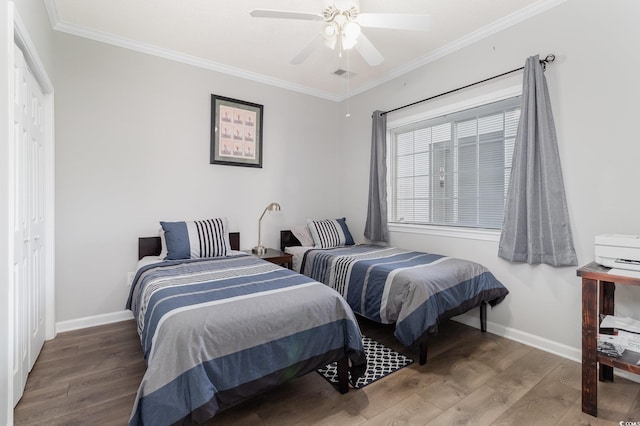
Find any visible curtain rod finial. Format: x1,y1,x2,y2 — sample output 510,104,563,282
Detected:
540,54,555,71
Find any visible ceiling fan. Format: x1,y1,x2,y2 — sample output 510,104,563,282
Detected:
249,0,431,66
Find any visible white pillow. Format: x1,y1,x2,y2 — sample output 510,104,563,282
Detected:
291,224,314,247
159,228,168,259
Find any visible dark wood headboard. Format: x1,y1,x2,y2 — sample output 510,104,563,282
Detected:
280,230,301,252
138,232,240,260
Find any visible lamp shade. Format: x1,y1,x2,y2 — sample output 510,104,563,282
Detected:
265,202,281,212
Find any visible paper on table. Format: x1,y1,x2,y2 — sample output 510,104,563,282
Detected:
600,315,640,334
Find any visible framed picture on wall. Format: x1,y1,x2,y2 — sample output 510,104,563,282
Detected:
210,94,264,168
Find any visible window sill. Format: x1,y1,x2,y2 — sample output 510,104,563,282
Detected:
388,223,501,242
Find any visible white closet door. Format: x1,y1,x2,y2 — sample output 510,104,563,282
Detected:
13,44,46,405
26,50,45,369
13,43,29,404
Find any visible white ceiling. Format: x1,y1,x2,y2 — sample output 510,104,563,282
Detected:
45,0,566,101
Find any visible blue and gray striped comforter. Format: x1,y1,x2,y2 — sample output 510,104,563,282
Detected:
126,254,366,425
300,245,509,348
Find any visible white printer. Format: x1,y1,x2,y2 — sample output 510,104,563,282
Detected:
594,234,640,271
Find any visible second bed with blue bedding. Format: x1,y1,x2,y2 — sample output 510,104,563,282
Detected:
299,244,509,361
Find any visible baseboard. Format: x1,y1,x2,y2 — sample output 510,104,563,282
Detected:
55,310,134,334
453,314,581,362
453,314,640,384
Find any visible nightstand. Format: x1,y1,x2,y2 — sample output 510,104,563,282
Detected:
245,248,293,269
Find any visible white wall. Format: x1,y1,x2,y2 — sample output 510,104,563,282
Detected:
339,0,640,358
52,32,342,322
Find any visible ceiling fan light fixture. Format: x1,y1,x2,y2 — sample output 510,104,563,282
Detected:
341,33,358,50
341,20,361,49
323,22,339,49
250,0,428,66
324,35,337,50
333,13,347,25
323,22,338,37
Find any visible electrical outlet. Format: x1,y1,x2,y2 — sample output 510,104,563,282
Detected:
127,272,135,286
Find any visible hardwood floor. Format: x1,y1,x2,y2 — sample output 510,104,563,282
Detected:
14,318,640,425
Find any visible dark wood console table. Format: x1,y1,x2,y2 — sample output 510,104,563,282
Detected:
577,261,640,417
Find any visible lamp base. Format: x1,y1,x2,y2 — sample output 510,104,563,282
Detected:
252,245,266,255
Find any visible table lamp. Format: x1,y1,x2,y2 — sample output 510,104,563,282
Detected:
252,202,281,255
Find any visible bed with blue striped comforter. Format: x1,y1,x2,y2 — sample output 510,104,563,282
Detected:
126,253,366,426
300,245,509,349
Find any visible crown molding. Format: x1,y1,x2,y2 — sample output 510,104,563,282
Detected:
44,0,341,101
44,0,567,102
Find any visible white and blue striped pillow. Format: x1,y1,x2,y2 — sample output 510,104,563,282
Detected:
307,218,355,249
160,218,231,260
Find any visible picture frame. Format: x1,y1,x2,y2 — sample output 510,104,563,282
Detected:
210,94,264,168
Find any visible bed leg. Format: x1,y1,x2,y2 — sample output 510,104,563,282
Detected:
480,302,487,332
419,340,428,365
337,356,349,394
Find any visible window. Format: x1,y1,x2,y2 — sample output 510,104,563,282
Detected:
388,96,520,230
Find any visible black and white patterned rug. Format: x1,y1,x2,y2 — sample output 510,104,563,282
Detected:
317,336,414,389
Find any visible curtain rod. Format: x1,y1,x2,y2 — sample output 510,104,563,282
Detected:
381,54,556,116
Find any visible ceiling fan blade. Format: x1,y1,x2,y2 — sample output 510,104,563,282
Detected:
354,33,384,66
357,13,431,31
249,9,323,21
290,34,324,65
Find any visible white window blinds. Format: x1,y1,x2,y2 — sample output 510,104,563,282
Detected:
388,96,521,229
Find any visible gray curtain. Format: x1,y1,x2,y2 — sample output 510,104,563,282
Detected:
364,110,389,242
498,55,577,266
